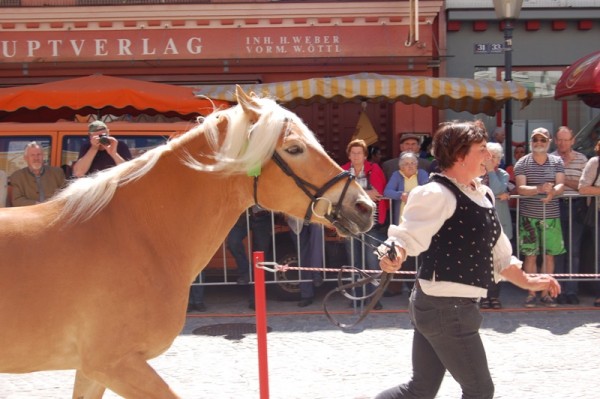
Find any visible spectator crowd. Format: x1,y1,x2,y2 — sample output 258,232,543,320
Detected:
2,120,600,310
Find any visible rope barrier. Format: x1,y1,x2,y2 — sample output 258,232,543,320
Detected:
253,255,600,398
256,262,600,279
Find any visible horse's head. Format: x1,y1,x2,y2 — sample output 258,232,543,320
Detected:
235,87,375,236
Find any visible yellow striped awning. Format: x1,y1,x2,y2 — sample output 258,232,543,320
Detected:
194,73,532,116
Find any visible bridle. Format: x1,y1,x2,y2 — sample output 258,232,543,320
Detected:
252,147,355,227
253,147,397,330
250,117,355,227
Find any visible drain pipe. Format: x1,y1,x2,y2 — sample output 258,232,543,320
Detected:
405,0,420,46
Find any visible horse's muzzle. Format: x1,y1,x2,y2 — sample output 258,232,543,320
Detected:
330,198,375,237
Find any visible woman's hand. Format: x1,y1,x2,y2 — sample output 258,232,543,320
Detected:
366,189,382,201
379,244,405,273
501,265,561,296
497,192,510,201
527,274,561,297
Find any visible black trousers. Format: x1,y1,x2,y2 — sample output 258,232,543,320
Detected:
375,283,494,399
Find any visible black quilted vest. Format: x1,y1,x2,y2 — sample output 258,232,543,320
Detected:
417,174,500,289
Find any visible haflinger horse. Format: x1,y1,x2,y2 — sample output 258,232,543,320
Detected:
0,86,375,398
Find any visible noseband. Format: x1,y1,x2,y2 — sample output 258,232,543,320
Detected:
254,151,355,226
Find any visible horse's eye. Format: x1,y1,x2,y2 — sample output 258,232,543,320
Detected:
285,145,303,155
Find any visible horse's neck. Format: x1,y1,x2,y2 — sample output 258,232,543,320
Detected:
114,146,254,282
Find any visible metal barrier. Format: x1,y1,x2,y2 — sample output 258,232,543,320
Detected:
513,193,600,284
193,194,600,295
193,200,418,298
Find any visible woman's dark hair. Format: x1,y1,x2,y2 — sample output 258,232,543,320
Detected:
594,139,600,156
431,121,488,171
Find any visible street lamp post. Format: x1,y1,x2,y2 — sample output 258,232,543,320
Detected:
493,0,523,167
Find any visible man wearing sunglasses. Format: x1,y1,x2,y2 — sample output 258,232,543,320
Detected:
514,127,566,308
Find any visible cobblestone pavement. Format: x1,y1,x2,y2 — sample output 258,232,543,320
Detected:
1,284,599,399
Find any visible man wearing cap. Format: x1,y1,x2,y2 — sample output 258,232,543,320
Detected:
9,141,65,206
514,127,566,308
382,133,431,180
72,121,132,177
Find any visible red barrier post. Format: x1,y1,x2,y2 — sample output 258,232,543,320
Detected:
253,251,270,399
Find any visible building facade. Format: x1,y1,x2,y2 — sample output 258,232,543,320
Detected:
0,0,446,163
3,0,598,161
445,0,600,153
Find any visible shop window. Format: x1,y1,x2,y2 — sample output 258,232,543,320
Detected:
60,134,169,168
0,136,52,176
474,67,597,148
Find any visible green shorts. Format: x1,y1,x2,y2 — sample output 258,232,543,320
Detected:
519,216,566,256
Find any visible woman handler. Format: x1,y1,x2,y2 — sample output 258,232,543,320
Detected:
376,121,560,399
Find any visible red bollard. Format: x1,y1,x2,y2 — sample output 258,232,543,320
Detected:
253,251,270,399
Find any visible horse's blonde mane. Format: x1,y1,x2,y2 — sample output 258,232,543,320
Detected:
52,96,320,224
181,94,321,174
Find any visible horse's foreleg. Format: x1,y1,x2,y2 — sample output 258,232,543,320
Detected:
84,355,180,399
72,370,106,399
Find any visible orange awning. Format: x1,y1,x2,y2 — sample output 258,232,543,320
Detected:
555,51,600,108
0,75,229,122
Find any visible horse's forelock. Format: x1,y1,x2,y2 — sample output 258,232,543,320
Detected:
183,97,297,175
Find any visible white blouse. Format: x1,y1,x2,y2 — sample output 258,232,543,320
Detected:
385,174,520,298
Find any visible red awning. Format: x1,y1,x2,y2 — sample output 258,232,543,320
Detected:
554,51,600,108
0,75,229,122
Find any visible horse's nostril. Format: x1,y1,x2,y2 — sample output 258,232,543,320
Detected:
355,202,372,215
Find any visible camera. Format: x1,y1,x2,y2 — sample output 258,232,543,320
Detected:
98,134,110,146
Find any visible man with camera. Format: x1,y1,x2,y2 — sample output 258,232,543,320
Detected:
72,120,132,177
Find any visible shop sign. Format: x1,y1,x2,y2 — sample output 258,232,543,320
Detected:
474,43,504,54
0,25,432,63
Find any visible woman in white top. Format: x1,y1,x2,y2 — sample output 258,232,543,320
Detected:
376,121,560,399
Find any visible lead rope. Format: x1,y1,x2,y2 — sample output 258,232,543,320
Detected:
257,148,395,329
322,237,397,329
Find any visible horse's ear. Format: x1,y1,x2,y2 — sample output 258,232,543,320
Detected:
236,85,260,124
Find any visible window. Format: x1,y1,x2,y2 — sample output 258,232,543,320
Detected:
0,136,52,176
60,134,170,167
475,67,597,148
